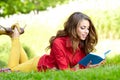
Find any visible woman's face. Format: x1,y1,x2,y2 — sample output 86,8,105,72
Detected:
76,19,90,40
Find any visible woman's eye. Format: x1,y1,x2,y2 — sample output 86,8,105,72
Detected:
80,26,85,29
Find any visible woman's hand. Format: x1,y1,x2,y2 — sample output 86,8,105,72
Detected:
86,59,106,68
51,67,58,71
74,64,80,70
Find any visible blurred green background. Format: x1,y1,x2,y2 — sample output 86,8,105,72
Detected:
0,0,120,68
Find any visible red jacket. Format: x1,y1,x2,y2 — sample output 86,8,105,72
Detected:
37,36,86,71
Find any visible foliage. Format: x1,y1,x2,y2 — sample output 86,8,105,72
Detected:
106,54,120,64
0,0,70,17
23,44,35,59
0,60,6,68
0,40,11,64
84,7,120,39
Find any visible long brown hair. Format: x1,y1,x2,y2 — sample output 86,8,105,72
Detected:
47,12,98,54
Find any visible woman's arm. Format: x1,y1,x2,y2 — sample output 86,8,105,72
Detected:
73,59,105,71
86,59,106,68
52,41,69,70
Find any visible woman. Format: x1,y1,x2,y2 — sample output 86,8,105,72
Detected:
0,12,103,72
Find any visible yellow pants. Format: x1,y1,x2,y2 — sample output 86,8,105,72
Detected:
8,38,40,72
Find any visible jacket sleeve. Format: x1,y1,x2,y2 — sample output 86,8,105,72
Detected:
51,41,69,70
79,64,86,69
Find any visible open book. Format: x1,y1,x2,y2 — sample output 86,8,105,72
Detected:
78,50,111,67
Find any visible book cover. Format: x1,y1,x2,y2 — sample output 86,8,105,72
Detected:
78,50,111,67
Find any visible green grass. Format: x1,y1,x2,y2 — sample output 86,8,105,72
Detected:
0,55,120,80
0,64,120,80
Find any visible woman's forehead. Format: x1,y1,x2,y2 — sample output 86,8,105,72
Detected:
78,19,90,26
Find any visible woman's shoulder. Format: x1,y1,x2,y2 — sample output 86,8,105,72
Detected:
53,36,69,44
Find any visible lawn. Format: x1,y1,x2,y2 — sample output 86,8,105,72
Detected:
0,64,120,80
0,55,120,80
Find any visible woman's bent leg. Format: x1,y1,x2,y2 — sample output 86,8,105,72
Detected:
11,56,40,72
8,38,21,68
8,25,28,69
19,45,28,63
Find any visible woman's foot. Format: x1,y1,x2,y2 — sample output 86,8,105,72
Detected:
11,23,25,34
0,23,25,36
10,27,20,38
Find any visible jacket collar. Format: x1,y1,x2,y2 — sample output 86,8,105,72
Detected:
65,36,82,50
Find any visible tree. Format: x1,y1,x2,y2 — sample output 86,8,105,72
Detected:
0,0,70,17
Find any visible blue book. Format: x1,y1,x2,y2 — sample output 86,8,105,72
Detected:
78,50,111,67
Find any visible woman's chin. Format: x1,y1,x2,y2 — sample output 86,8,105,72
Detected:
80,38,86,40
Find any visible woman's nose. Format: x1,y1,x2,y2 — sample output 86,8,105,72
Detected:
85,29,89,34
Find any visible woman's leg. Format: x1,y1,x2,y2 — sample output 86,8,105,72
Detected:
8,37,39,72
19,44,28,63
8,26,28,68
11,56,40,72
8,26,40,72
8,37,29,68
8,37,21,68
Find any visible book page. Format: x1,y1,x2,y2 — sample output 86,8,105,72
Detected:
90,50,111,59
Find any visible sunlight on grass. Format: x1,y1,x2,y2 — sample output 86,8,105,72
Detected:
0,64,120,80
